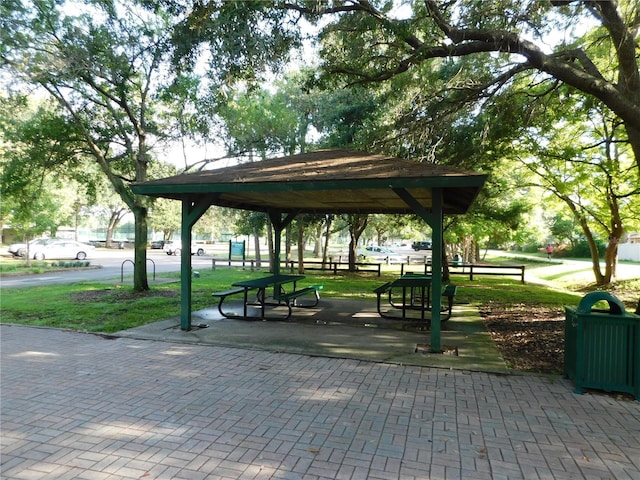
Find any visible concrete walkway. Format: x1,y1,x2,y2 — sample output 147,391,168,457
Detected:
117,299,510,373
2,318,639,479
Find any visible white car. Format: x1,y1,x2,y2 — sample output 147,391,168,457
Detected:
163,241,206,256
8,238,58,257
361,245,405,263
30,240,95,261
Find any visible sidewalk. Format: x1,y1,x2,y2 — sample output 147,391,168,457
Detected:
2,317,640,480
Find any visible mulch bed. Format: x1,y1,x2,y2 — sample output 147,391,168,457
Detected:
480,302,565,374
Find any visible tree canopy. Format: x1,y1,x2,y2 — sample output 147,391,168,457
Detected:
171,1,639,166
2,0,638,295
1,0,204,289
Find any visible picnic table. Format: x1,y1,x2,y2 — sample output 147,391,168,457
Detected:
212,274,321,320
374,274,457,322
375,274,433,320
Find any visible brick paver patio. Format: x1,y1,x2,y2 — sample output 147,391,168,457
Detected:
1,324,639,479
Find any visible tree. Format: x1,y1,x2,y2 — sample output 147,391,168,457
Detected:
363,28,638,285
345,214,368,271
175,1,638,171
148,198,181,242
217,73,315,160
166,0,640,295
233,210,268,269
549,213,581,249
311,85,380,148
212,73,320,269
517,103,639,283
310,1,640,167
1,0,193,290
0,97,87,261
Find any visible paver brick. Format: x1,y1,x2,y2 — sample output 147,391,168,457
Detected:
2,324,639,480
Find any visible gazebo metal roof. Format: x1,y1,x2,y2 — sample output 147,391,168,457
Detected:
133,149,486,214
132,148,488,352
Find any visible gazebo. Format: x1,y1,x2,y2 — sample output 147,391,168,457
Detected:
131,149,487,352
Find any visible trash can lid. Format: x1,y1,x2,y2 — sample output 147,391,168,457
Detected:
577,291,626,315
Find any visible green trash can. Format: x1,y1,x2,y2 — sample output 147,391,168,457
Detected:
565,292,640,400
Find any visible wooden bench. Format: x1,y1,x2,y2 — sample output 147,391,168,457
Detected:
276,285,323,308
211,287,246,317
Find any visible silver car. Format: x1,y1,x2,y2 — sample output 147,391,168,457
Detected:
361,245,405,263
163,240,206,256
8,238,57,257
30,240,95,261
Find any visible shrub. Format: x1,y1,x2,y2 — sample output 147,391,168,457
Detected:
565,239,606,258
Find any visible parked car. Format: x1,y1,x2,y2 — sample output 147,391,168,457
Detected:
8,238,58,257
150,240,166,249
412,241,432,251
29,240,95,260
163,241,206,256
361,245,405,263
388,241,407,248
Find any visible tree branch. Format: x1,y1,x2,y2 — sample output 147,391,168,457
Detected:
419,0,640,132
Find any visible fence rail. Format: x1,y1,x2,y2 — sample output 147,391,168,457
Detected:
210,257,524,283
402,263,526,283
282,260,382,276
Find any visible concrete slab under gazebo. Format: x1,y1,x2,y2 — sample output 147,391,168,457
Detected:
131,148,487,352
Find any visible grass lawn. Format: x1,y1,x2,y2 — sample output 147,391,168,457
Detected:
1,256,637,334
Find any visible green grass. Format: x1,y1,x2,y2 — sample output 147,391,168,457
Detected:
1,266,600,334
2,254,638,333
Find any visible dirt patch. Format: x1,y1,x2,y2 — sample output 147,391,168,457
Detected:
71,288,178,303
480,302,565,374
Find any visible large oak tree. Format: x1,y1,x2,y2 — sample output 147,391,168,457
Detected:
1,0,200,290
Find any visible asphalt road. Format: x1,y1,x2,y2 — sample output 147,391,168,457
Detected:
0,247,223,288
2,245,638,288
0,244,424,289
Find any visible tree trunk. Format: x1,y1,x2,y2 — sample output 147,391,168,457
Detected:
297,223,305,274
266,221,274,273
441,240,451,282
105,213,115,248
105,209,125,248
624,124,640,175
322,216,332,268
563,196,608,285
348,234,358,271
603,237,619,283
253,231,262,269
347,214,368,272
314,223,322,257
132,206,149,292
285,225,291,262
584,226,606,285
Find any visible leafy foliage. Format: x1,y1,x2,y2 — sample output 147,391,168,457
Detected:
1,0,201,290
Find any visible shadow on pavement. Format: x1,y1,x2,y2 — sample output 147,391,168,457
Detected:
117,298,509,374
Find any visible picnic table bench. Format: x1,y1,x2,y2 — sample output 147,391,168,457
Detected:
211,287,247,317
374,274,457,321
211,274,322,320
276,285,323,307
